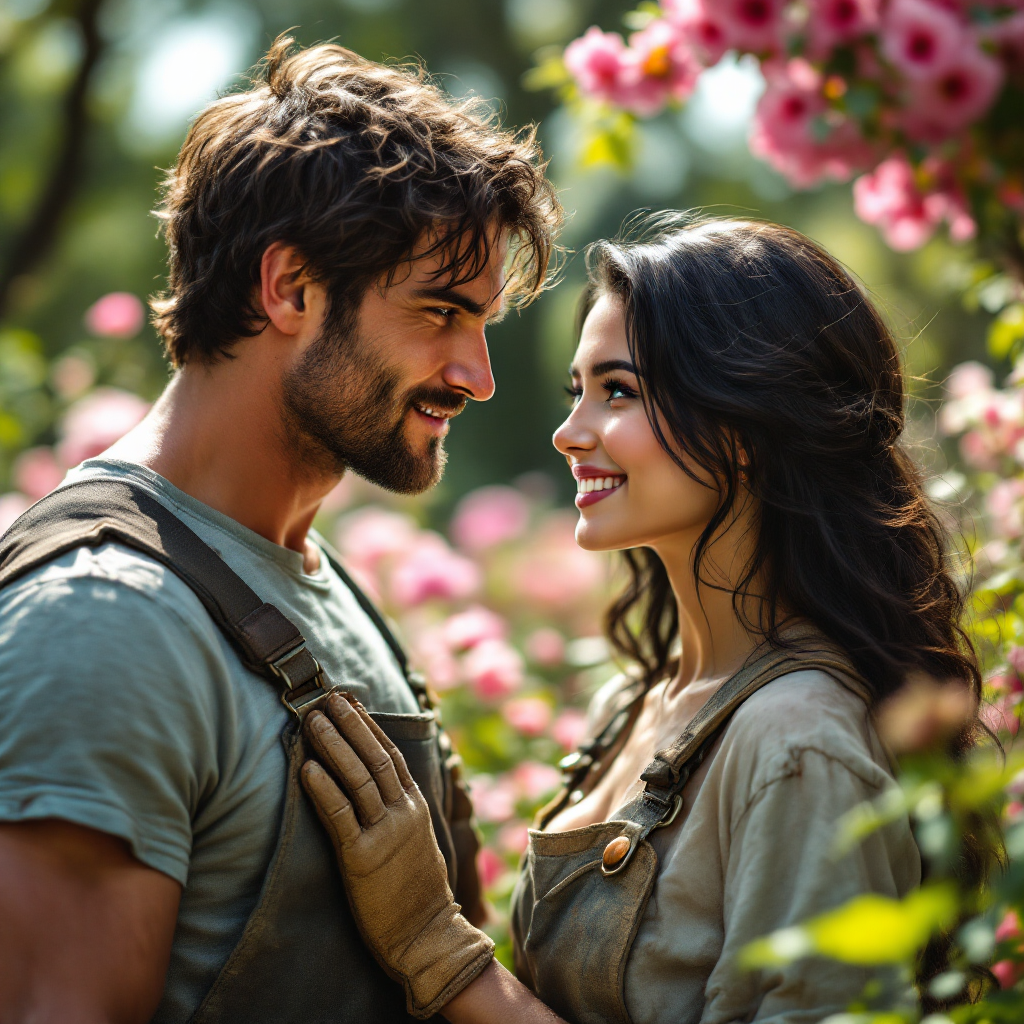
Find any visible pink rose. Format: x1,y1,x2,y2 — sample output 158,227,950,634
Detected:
513,761,562,801
512,512,607,608
469,774,518,822
12,447,64,501
0,493,30,535
1007,646,1024,678
901,45,1003,142
464,638,524,700
502,697,553,736
410,626,461,691
616,19,701,116
57,388,150,468
49,353,95,399
476,846,508,889
980,694,1022,735
880,0,964,80
450,485,530,552
388,532,481,607
564,26,631,105
84,292,145,338
497,821,530,855
525,627,566,666
668,0,784,59
751,59,874,186
946,361,994,400
552,709,589,751
986,478,1024,539
806,0,879,57
665,0,731,64
441,605,508,652
335,507,418,571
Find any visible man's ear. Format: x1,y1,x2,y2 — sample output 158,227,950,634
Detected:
260,242,317,336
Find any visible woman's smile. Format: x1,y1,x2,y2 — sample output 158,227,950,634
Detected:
573,465,627,507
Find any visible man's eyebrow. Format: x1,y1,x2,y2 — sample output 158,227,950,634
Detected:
412,287,488,318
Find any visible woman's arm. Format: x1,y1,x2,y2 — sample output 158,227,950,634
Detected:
442,960,566,1024
301,693,567,1023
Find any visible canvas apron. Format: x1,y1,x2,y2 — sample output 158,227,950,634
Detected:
182,708,453,1024
509,645,860,1024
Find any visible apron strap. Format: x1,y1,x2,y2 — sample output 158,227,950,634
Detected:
602,641,862,875
0,478,331,717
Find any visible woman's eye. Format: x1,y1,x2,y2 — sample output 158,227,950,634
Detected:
603,379,637,401
563,385,582,406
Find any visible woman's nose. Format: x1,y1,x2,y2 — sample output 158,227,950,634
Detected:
553,403,598,457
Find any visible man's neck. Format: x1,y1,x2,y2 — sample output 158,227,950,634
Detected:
105,361,340,563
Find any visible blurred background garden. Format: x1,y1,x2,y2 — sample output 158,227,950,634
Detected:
6,0,1024,1014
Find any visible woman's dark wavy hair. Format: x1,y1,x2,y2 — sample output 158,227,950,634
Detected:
582,211,991,1006
584,212,980,710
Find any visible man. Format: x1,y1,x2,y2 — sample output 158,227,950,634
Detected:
0,37,560,1023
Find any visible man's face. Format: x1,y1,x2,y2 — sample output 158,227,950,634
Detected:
282,236,505,493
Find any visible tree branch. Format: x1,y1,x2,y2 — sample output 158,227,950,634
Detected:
0,0,106,321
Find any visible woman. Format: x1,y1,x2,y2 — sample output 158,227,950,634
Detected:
300,214,983,1023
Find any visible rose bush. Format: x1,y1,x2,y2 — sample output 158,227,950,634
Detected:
532,0,1024,264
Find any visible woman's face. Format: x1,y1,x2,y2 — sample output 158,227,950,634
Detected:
553,292,721,553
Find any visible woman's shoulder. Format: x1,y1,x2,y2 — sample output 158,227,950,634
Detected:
717,667,893,792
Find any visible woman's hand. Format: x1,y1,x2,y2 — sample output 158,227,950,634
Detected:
300,692,494,1019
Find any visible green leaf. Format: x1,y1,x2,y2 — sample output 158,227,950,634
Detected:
522,49,572,93
988,303,1024,360
742,885,958,968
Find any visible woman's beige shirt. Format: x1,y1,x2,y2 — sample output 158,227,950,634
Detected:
588,669,921,1024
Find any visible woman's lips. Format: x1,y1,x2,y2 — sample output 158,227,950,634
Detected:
575,475,626,508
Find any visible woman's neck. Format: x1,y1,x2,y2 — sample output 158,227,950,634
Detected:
652,515,765,697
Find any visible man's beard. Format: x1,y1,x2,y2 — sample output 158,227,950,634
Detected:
281,317,465,495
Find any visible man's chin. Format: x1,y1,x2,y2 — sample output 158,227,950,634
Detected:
354,438,447,496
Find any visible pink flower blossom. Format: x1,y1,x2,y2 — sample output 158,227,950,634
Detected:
335,507,418,571
806,0,879,58
525,627,566,666
552,709,589,751
616,19,701,116
441,605,508,652
980,694,1022,735
1007,646,1024,679
13,447,64,501
49,353,95,399
668,0,785,59
388,532,481,607
451,485,530,552
464,638,524,700
513,761,562,801
852,155,974,251
564,26,631,104
497,821,530,855
986,478,1024,539
902,45,1004,142
513,512,606,607
946,361,995,400
751,59,874,186
988,672,1024,696
502,697,553,736
57,388,150,468
410,626,461,691
959,428,1000,470
880,0,965,80
0,493,30,534
469,774,518,822
997,909,1023,943
476,846,508,889
84,292,145,338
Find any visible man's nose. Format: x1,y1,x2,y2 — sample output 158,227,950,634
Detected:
442,325,495,402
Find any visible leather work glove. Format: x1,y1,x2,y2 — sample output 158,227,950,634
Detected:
301,693,494,1019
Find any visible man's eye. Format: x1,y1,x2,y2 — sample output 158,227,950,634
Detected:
431,307,455,320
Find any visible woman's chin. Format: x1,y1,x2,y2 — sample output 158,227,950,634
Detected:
574,516,637,553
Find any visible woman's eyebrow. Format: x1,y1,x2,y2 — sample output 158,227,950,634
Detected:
591,359,638,376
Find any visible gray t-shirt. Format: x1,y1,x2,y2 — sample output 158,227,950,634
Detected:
0,458,419,1022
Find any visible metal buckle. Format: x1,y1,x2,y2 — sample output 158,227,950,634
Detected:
653,793,683,829
281,682,339,721
269,643,319,691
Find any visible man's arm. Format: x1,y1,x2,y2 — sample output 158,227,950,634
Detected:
0,820,181,1024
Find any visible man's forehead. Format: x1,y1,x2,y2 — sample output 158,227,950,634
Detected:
391,233,508,311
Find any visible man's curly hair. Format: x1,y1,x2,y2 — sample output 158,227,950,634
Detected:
151,36,563,366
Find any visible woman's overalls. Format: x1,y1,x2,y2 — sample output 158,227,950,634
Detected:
509,643,860,1024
